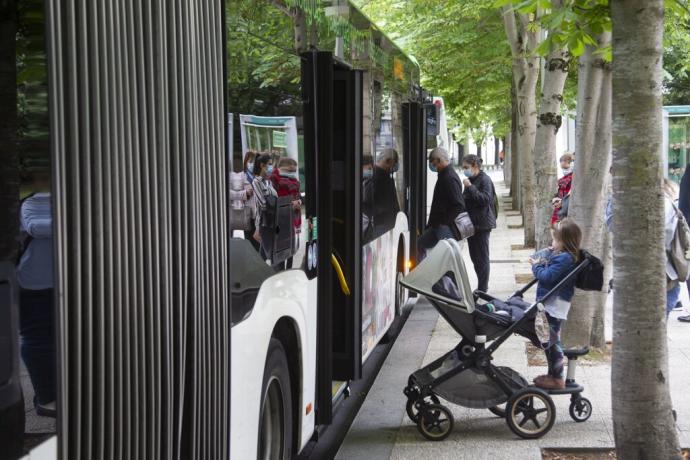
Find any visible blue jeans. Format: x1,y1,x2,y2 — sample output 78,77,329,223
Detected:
19,288,56,404
418,225,455,261
667,283,681,318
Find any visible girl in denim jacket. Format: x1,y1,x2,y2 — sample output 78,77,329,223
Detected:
528,218,582,390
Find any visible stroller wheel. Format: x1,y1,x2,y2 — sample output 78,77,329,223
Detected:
506,388,555,439
488,403,507,418
417,404,454,441
569,397,592,422
406,394,440,423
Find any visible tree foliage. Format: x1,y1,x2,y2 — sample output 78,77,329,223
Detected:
356,0,513,136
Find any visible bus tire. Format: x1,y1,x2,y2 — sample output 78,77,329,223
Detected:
259,338,293,460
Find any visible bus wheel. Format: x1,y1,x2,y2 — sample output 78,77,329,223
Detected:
259,339,293,460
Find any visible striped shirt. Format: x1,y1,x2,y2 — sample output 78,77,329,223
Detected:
251,176,277,228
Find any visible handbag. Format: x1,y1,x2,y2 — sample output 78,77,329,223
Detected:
453,211,475,240
669,202,690,281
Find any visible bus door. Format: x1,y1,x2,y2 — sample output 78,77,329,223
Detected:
301,51,363,425
403,102,426,266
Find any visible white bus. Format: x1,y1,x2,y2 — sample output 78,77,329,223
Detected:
2,1,435,459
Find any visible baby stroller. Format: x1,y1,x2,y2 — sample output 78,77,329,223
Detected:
401,239,600,441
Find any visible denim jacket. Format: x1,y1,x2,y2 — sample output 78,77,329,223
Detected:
533,250,577,302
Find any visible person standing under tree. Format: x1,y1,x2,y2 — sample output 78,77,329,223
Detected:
461,154,497,293
551,152,574,224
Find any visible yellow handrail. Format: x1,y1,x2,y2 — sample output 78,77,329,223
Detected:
331,254,351,296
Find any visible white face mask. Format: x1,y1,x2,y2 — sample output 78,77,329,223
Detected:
562,167,573,175
247,162,254,172
280,168,298,179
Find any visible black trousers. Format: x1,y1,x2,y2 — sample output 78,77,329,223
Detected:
467,230,491,292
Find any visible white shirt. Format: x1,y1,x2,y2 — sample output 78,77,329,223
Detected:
17,193,54,290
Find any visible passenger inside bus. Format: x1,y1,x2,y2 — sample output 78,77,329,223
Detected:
271,157,302,270
362,154,375,241
371,148,401,237
251,154,278,263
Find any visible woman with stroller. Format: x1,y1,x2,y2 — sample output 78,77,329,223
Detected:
461,154,496,293
251,154,278,262
529,218,582,390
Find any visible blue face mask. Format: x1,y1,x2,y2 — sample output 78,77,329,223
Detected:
266,165,274,175
247,162,254,172
463,169,473,178
429,162,437,173
391,163,399,173
363,169,373,180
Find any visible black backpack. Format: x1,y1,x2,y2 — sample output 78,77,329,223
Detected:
575,250,604,291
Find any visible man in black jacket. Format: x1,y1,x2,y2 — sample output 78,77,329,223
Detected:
462,154,497,293
418,147,465,259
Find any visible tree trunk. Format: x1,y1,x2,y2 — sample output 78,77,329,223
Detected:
590,229,611,349
610,2,682,457
502,5,539,247
494,136,500,166
292,7,307,53
504,132,512,188
534,31,570,249
562,61,611,348
511,88,521,211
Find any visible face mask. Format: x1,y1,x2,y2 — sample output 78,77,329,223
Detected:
391,163,399,173
562,167,573,175
280,169,298,179
463,169,473,178
429,162,438,173
266,165,274,175
363,169,373,179
247,162,254,172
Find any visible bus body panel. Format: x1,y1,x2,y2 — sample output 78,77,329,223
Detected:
230,271,317,459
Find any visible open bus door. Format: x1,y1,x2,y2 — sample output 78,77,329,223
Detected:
301,51,363,425
403,102,427,268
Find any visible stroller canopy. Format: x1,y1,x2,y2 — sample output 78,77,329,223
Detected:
401,239,475,313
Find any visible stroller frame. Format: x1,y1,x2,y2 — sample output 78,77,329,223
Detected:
401,240,596,441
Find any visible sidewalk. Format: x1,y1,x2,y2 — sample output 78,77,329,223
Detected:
337,172,690,459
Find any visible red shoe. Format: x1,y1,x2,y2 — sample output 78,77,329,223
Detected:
535,376,565,390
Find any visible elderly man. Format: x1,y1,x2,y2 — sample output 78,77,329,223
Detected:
371,148,401,234
418,147,465,259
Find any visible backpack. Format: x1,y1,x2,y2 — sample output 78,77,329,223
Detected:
669,202,690,281
558,193,570,221
575,250,604,291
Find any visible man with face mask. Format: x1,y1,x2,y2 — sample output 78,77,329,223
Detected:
371,148,401,235
418,147,466,260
